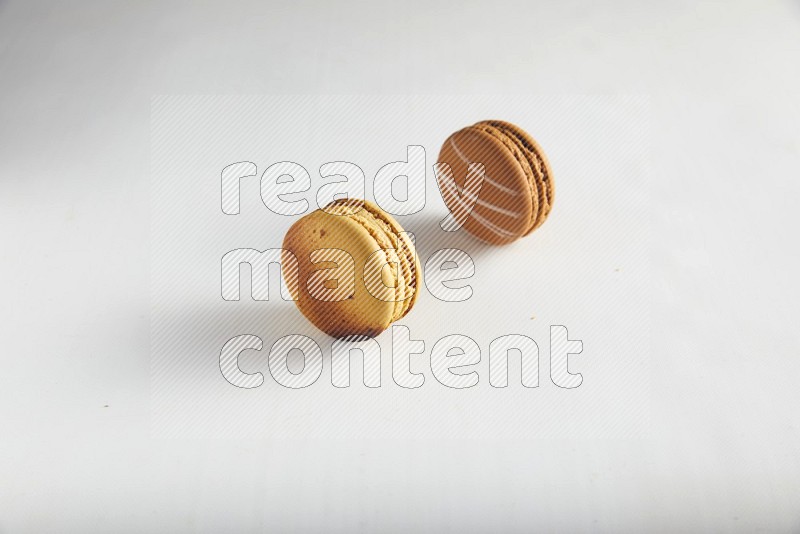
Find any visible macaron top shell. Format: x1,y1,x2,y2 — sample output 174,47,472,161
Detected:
436,120,554,245
282,199,419,338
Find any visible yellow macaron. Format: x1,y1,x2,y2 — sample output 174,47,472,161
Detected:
282,199,420,338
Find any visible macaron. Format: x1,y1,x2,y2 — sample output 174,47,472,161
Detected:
282,199,420,338
436,120,554,245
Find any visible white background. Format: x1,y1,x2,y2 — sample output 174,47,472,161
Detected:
1,1,799,532
150,94,650,441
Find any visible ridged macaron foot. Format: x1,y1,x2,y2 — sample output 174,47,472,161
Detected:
282,199,420,338
436,120,554,245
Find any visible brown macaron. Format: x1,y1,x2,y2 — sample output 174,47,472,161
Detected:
282,199,420,338
436,120,554,245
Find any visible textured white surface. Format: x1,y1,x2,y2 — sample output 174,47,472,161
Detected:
1,1,799,532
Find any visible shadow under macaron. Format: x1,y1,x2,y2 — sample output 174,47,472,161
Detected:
399,210,494,264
